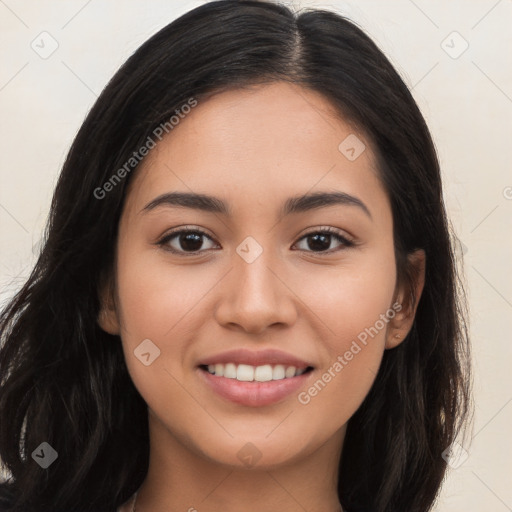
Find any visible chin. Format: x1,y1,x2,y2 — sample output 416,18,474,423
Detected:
190,430,315,470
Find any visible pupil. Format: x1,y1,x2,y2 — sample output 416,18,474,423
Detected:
309,234,329,251
177,233,331,252
180,233,203,251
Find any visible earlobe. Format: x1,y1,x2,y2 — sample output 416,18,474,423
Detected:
98,306,120,335
385,314,407,349
386,249,426,349
97,276,120,335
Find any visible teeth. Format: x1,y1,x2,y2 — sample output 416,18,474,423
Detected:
272,364,285,380
224,363,237,379
285,365,296,378
204,363,309,381
237,364,255,381
254,365,272,381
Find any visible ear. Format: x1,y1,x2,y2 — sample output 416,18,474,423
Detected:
386,249,426,349
97,273,120,335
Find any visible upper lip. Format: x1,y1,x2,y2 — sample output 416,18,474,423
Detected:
197,348,314,369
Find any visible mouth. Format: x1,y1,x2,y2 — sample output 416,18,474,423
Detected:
199,363,314,381
197,363,315,407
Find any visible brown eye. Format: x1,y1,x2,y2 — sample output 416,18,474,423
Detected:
158,228,218,255
157,226,354,257
294,228,354,254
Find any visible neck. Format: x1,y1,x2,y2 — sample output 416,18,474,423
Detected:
133,412,345,512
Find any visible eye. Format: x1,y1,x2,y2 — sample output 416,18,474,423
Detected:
293,227,354,254
157,226,219,255
156,225,355,256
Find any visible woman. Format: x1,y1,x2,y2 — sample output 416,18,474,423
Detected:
0,1,471,511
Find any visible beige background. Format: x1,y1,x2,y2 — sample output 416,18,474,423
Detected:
1,0,511,510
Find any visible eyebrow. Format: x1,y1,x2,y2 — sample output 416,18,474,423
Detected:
141,190,371,219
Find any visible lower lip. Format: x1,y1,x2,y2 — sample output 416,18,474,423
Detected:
197,367,313,407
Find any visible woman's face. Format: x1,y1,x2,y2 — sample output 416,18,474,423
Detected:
101,81,414,469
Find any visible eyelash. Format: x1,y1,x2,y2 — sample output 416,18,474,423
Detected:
156,225,355,257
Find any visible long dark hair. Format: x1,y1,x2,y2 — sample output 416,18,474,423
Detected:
0,1,471,511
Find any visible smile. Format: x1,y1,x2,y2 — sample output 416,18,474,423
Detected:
202,362,311,381
197,364,314,407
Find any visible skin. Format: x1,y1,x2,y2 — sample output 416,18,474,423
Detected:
99,81,425,512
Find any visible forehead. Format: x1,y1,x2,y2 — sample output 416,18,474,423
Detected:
123,81,389,219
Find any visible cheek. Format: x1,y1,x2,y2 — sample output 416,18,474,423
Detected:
294,346,381,442
113,246,212,389
294,248,397,348
291,252,397,421
116,247,209,342
114,249,219,431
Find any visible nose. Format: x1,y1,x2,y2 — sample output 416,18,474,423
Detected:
214,243,298,335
